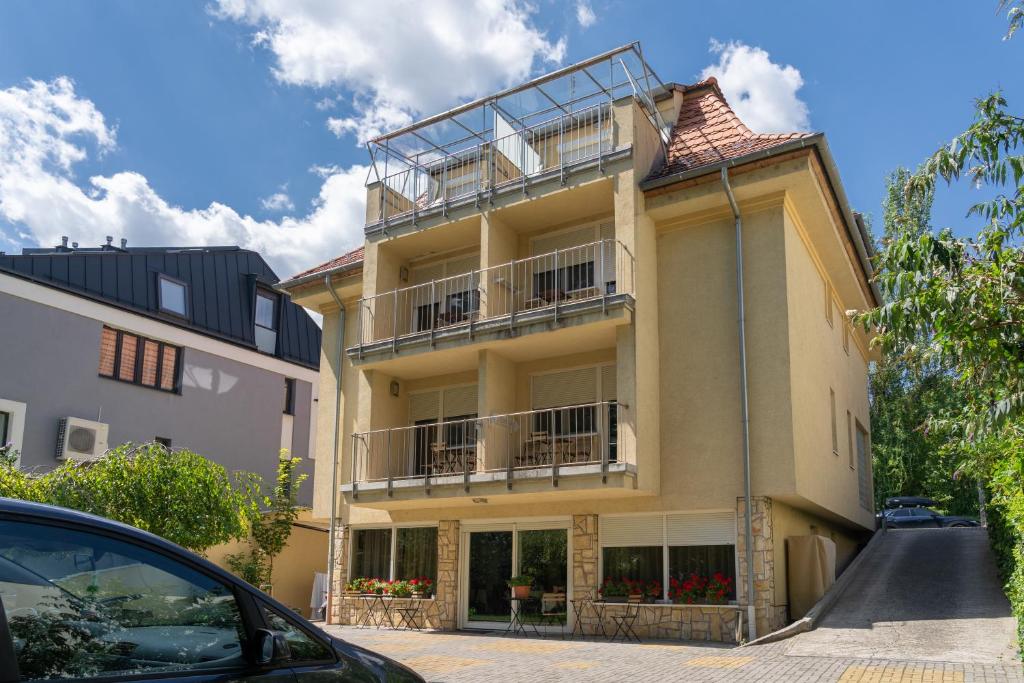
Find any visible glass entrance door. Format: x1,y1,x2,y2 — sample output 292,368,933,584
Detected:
518,529,568,629
462,525,569,631
467,531,512,625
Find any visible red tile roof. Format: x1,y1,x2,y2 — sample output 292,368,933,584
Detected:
289,246,364,281
651,77,814,179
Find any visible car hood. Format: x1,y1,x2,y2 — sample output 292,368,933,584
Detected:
332,637,424,682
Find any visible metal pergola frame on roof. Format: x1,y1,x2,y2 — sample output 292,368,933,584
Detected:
365,42,668,186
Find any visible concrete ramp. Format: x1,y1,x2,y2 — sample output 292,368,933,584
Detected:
786,528,1019,664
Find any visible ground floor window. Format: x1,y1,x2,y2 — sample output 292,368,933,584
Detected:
600,512,737,602
350,526,438,584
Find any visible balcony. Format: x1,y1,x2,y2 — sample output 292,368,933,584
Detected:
350,239,634,359
344,402,636,506
364,43,668,230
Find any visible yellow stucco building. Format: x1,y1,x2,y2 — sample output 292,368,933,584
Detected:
280,44,878,642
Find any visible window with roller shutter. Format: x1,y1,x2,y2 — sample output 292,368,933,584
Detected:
98,325,181,394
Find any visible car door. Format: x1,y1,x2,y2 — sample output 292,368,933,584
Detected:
0,515,295,683
887,509,911,528
254,600,357,682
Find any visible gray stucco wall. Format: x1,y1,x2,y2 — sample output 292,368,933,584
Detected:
0,291,314,507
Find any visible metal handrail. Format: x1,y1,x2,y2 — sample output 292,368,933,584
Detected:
353,238,634,348
350,401,620,488
376,102,614,222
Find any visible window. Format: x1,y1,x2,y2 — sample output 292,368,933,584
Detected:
830,388,839,455
602,546,662,583
155,436,172,448
558,124,612,163
284,378,296,415
533,261,595,298
255,290,278,354
98,326,180,393
349,527,438,584
0,519,246,679
158,274,188,317
351,528,391,579
600,513,736,602
846,410,854,469
260,602,333,662
0,411,9,449
0,399,26,464
669,545,737,599
856,422,872,510
843,321,851,355
395,527,438,581
533,405,596,436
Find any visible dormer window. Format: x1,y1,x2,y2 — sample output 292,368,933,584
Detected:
255,289,278,354
158,274,188,318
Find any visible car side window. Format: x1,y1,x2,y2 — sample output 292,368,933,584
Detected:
0,520,246,680
891,509,910,517
260,601,333,663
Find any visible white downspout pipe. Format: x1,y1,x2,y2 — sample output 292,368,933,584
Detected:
324,273,346,624
721,167,757,642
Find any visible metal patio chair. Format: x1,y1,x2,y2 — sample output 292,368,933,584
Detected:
609,602,641,643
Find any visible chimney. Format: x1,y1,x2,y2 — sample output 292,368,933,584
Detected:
60,236,68,248
120,238,127,249
72,241,79,249
105,236,113,246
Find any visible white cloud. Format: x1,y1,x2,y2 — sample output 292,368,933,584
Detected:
575,1,596,28
213,0,566,142
260,190,294,212
700,40,810,134
0,77,366,278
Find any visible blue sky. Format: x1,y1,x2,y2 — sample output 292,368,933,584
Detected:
0,1,1020,277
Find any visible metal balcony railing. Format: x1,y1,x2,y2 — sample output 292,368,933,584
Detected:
350,401,619,494
353,239,634,350
377,103,614,223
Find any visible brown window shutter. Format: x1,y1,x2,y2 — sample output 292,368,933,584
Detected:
98,327,117,377
140,339,160,386
118,334,138,382
160,346,178,391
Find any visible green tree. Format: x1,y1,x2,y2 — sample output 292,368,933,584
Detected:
227,455,307,592
0,442,261,553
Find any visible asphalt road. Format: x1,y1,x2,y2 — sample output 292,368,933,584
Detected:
786,527,1019,664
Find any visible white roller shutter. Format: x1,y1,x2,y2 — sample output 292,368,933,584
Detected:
444,255,478,277
409,391,440,422
600,364,617,402
599,222,614,241
532,226,594,255
531,367,597,409
665,512,736,546
442,385,478,417
600,515,663,547
409,263,444,286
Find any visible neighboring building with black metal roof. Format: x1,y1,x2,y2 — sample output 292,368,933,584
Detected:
0,238,321,509
0,240,320,368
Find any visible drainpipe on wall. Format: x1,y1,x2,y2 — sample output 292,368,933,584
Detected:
324,273,346,624
721,167,757,642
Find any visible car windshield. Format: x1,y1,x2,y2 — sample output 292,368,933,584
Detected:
0,521,246,679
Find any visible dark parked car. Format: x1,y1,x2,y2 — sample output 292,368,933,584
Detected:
877,506,980,529
0,498,423,682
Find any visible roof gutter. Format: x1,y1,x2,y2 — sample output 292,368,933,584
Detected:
324,272,345,625
638,134,881,307
721,167,757,643
277,260,363,293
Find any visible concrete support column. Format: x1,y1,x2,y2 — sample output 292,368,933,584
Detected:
737,496,784,636
435,520,460,630
327,524,349,624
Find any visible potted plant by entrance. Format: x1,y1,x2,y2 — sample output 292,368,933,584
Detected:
508,575,533,600
705,573,733,605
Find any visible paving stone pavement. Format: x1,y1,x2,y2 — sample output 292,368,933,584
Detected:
323,625,1024,682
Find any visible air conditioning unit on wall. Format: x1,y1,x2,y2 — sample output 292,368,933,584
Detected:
56,417,109,461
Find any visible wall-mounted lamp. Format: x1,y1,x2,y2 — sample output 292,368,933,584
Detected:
399,266,409,283
389,380,400,397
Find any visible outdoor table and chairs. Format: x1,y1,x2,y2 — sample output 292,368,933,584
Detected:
608,602,642,643
516,433,595,468
355,594,397,629
392,602,423,631
504,597,543,638
569,594,608,640
429,442,477,475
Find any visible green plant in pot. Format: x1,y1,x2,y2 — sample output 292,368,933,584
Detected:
507,575,533,599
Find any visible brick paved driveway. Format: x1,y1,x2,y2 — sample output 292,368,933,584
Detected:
323,625,1023,682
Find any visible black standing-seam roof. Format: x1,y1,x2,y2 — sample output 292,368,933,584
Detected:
0,245,321,370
